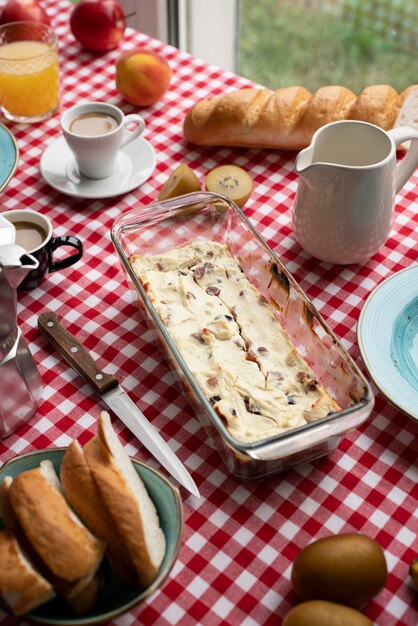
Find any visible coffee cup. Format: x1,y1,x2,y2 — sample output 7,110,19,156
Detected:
3,209,83,290
61,102,145,179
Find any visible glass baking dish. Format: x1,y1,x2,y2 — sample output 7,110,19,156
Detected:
111,192,374,480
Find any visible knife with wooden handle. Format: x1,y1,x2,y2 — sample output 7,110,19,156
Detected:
38,310,200,498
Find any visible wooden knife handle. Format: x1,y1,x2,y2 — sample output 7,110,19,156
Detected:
38,310,118,396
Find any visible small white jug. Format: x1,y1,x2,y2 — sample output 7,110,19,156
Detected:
292,120,418,264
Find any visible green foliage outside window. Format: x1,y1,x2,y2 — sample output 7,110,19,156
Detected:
237,0,417,93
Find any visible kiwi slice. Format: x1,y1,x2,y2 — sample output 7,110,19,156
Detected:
205,164,253,207
158,163,201,200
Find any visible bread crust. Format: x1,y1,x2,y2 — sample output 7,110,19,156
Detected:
1,475,101,610
84,412,166,588
183,84,418,150
60,440,136,585
349,84,399,129
9,466,105,581
0,529,55,616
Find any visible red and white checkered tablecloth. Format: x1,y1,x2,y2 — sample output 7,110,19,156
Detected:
1,2,418,625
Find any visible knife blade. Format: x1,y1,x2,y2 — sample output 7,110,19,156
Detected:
38,310,199,498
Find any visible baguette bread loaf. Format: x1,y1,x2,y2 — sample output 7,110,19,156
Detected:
0,529,55,616
183,84,418,151
84,411,166,588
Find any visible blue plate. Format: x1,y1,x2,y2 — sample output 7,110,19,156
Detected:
357,265,418,421
0,123,18,193
0,448,183,625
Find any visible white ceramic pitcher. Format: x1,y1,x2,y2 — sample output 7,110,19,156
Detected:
292,120,418,264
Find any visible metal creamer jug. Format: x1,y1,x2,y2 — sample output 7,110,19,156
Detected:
0,214,43,438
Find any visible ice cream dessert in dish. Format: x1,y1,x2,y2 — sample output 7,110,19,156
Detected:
131,241,340,444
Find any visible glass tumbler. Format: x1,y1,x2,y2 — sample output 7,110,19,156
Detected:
0,21,59,123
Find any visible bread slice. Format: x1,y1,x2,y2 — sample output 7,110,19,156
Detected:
0,529,55,616
84,411,166,587
2,463,106,614
65,571,104,615
8,460,105,582
60,440,136,585
395,85,418,129
394,86,418,150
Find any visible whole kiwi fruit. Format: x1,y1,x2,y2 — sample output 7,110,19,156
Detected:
291,533,387,607
282,600,373,626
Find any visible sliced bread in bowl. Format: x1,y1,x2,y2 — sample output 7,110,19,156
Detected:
8,460,105,582
84,411,166,587
60,439,136,585
0,529,55,616
1,463,105,614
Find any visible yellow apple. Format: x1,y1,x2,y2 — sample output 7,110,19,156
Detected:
115,49,172,106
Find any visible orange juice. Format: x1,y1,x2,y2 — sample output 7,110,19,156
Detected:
0,39,59,119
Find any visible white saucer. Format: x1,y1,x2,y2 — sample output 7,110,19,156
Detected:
40,135,156,199
357,265,418,422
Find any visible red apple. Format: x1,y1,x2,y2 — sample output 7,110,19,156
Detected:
70,0,126,52
0,0,50,26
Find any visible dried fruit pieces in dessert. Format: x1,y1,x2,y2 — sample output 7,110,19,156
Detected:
131,241,340,443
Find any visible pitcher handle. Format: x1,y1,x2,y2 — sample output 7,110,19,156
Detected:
388,126,418,193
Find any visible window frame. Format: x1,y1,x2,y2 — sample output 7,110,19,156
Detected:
121,0,238,72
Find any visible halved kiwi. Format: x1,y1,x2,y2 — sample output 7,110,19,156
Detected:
205,164,253,208
158,163,201,200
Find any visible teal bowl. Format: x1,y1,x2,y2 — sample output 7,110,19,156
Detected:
0,448,183,625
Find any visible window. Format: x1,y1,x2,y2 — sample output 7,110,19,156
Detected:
120,0,172,44
122,0,416,94
121,0,238,71
237,0,417,93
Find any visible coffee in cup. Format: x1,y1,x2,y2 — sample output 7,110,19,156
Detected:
61,102,145,179
69,112,119,136
3,209,83,290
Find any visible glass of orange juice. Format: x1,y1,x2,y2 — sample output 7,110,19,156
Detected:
0,21,59,123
